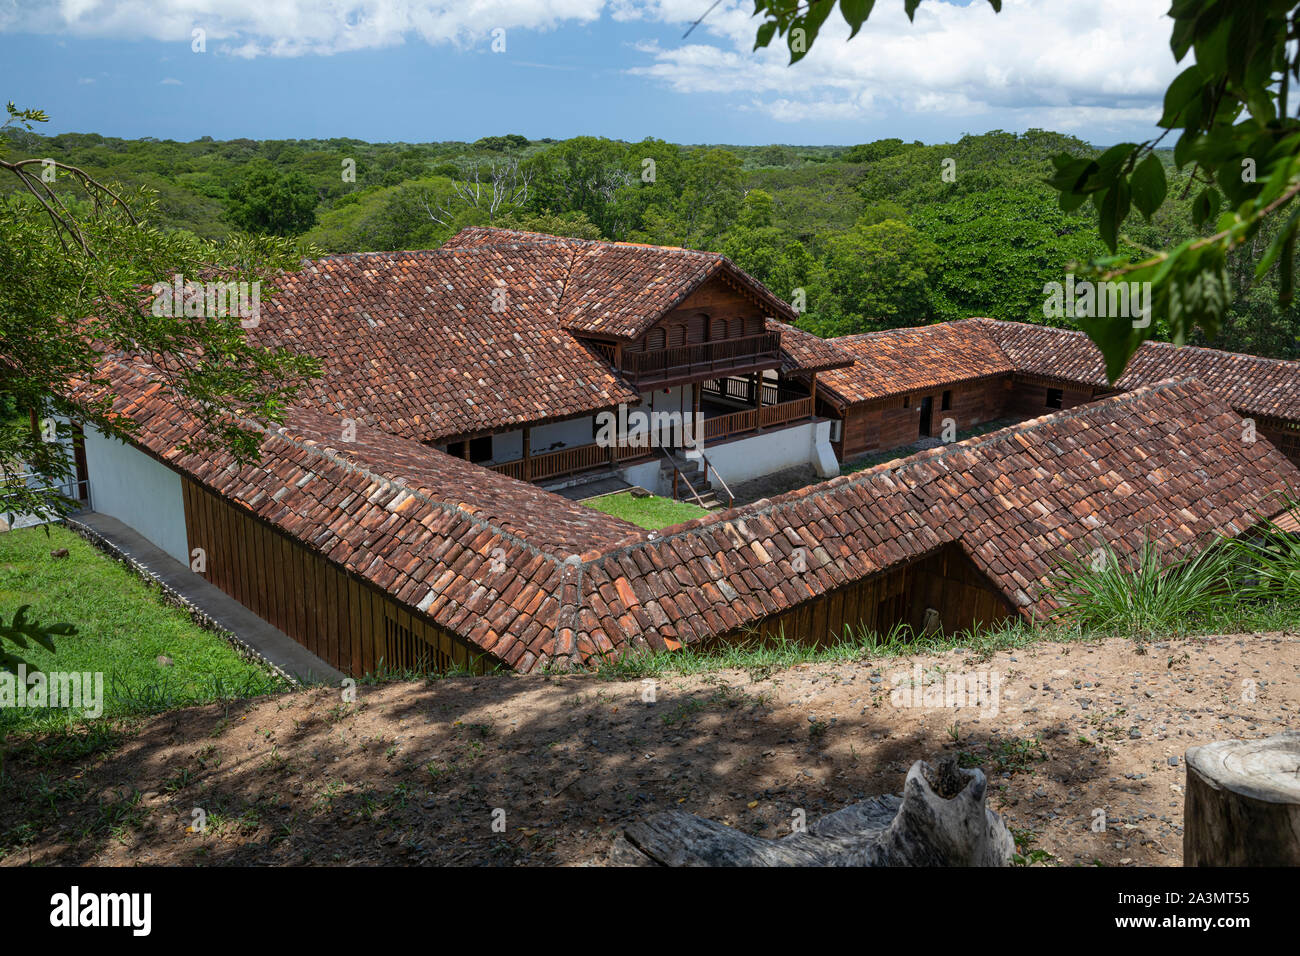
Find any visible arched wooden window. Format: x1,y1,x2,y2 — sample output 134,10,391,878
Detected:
647,327,666,350
667,323,687,347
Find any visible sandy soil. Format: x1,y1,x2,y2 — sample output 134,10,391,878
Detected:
2,631,1295,866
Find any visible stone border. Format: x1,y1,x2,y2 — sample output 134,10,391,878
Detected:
62,516,301,688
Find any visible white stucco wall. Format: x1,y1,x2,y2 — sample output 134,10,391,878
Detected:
530,416,595,453
621,460,663,494
695,420,840,488
491,429,523,463
83,427,189,564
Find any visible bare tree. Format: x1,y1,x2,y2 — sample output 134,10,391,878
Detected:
418,157,533,226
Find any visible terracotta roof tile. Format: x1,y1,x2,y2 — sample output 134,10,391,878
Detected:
818,320,1015,406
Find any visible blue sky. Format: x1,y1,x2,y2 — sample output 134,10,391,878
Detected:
0,1,1179,146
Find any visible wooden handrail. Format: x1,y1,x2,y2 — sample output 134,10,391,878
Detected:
703,377,806,407
487,439,650,482
703,396,814,442
660,447,708,509
700,451,734,510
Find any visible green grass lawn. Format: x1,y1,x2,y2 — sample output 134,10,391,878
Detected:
0,524,284,733
583,491,709,530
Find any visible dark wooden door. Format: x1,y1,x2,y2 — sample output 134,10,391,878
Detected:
919,396,933,438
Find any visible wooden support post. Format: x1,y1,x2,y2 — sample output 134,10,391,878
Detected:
522,428,531,482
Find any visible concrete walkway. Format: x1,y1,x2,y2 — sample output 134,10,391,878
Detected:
69,511,345,685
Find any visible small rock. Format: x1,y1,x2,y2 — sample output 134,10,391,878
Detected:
50,548,69,558
156,655,174,667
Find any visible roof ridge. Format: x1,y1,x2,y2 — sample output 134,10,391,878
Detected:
265,420,582,568
582,377,1209,567
984,318,1300,370
462,226,723,258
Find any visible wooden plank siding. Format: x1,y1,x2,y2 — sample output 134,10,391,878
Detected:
834,376,1014,460
181,477,496,678
709,544,1017,650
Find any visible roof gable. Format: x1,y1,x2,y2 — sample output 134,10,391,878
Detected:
446,227,799,339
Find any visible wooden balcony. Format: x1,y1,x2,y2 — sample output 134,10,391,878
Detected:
703,396,815,442
617,332,782,389
487,441,644,483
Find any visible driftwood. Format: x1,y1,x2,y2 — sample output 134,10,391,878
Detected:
610,757,1015,866
1184,731,1300,867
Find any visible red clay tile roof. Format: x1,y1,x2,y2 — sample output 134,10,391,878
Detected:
818,318,1300,423
77,353,641,671
976,319,1300,421
77,358,1300,672
247,243,641,443
243,229,813,442
567,379,1298,657
445,227,799,338
772,320,856,374
817,320,1015,407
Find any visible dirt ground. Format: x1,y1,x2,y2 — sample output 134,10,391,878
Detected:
3,631,1295,866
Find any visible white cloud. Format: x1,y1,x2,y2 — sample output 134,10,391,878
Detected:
160,76,183,84
4,1,607,57
3,0,1180,137
627,0,1179,133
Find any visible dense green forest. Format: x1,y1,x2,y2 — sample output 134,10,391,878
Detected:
4,127,1297,359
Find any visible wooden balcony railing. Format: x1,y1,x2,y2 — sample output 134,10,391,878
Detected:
619,332,781,386
702,376,807,407
703,396,815,442
487,441,643,483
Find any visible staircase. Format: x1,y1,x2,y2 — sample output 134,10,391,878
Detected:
660,450,729,511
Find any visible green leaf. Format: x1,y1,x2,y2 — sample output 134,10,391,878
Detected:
1095,181,1130,252
1191,188,1221,228
754,20,777,51
1130,154,1167,219
1160,65,1207,128
840,0,876,39
1256,207,1300,279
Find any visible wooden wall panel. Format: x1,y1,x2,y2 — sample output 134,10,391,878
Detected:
180,478,491,678
713,544,1016,651
835,378,1013,461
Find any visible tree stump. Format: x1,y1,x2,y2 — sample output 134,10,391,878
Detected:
609,757,1015,866
1184,731,1300,866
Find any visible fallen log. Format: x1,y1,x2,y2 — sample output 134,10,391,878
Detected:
1184,731,1300,867
610,757,1015,866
